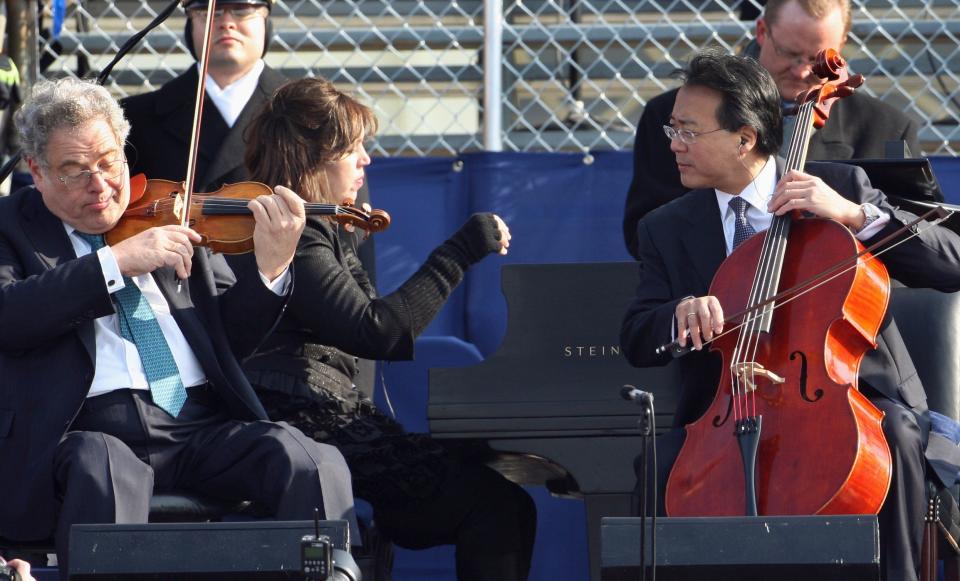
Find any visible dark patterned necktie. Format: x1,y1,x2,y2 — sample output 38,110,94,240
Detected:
729,196,757,251
76,232,187,417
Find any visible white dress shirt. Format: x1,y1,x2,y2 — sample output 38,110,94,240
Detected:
68,224,289,398
714,156,889,256
203,59,265,128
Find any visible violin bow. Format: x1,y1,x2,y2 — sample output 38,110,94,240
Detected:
180,0,220,228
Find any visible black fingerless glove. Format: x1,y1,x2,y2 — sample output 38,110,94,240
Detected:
444,213,503,265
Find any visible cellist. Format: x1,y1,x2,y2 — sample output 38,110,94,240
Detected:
620,49,960,581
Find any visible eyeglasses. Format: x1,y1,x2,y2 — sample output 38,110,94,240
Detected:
766,29,819,67
187,5,267,21
55,158,127,191
662,125,725,145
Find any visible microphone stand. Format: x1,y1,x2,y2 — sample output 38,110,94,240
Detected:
0,0,182,184
641,394,656,581
623,386,656,581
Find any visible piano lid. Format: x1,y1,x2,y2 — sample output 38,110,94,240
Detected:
429,262,682,440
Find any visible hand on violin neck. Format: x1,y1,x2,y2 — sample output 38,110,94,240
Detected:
249,185,306,282
111,225,201,279
676,295,724,351
768,169,863,228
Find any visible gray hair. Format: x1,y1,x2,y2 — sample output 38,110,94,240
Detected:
15,77,130,164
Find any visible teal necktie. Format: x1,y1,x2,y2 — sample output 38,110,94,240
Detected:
76,232,187,417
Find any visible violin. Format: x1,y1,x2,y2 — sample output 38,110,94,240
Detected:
106,174,391,254
107,0,390,254
663,49,892,517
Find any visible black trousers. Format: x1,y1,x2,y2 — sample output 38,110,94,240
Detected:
54,388,356,580
636,394,926,581
259,391,538,581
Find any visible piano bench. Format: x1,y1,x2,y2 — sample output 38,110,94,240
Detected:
148,492,264,522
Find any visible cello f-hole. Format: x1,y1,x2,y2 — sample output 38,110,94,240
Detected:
790,350,823,402
713,396,733,427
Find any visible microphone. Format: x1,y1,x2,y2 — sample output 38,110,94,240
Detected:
621,385,654,405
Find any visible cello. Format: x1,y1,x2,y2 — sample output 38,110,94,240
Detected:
664,49,893,517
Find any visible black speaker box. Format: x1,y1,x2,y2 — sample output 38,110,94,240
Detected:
69,520,350,580
601,515,880,581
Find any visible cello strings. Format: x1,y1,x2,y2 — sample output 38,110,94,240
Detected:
729,98,816,420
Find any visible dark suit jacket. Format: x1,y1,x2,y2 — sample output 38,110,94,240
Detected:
620,159,960,428
622,88,922,259
0,186,288,542
121,65,289,193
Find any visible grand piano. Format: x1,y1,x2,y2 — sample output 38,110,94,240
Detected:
428,261,680,581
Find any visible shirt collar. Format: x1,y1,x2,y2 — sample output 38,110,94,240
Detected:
714,155,778,218
201,59,265,128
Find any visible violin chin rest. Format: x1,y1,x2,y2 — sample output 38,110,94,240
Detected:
129,173,148,204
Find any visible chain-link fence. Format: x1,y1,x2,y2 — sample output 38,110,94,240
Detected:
35,0,960,156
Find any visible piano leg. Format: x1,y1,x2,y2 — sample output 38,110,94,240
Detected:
585,493,635,581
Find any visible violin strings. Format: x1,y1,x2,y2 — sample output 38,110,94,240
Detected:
132,196,364,216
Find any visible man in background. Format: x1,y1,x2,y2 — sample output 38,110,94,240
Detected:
622,0,920,259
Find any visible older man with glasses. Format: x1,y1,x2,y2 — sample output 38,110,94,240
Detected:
622,0,921,261
0,77,358,581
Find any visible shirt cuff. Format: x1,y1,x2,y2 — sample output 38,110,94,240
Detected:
96,247,126,294
260,267,291,296
854,204,890,241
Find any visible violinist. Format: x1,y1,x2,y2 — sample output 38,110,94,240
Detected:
0,77,358,580
620,49,960,581
622,0,922,260
235,77,536,581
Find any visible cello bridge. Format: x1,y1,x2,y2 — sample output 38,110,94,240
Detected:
733,362,786,392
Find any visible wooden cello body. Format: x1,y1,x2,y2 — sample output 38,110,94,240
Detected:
664,49,893,517
665,217,892,516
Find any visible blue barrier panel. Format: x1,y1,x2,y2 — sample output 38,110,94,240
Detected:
930,156,960,203
367,156,471,339
461,151,634,356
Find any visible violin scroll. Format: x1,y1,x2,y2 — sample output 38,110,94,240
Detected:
332,203,391,234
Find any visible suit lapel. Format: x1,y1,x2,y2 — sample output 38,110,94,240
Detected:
201,69,281,189
807,100,855,160
679,189,727,289
22,187,77,268
21,190,100,361
155,69,228,188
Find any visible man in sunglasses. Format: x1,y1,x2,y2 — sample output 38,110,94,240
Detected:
622,0,921,260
